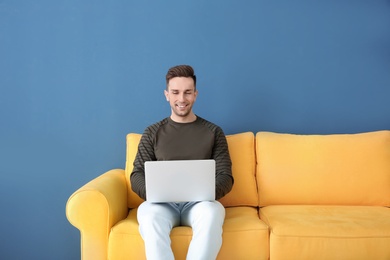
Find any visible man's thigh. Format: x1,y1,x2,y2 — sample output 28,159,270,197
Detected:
137,202,181,227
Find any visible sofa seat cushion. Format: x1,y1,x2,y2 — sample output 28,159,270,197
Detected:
108,206,269,260
260,205,390,260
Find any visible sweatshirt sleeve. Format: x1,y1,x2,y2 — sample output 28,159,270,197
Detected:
130,127,156,200
213,127,234,200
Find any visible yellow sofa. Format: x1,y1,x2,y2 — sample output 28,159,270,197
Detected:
66,130,390,260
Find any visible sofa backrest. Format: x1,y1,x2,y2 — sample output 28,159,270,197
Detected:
219,132,258,207
256,130,390,207
125,132,259,209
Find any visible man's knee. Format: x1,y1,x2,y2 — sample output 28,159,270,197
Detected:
192,201,225,226
200,201,225,215
137,202,179,228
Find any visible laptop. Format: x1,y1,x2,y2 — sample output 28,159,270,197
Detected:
145,159,216,203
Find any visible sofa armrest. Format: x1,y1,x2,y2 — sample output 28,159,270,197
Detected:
66,169,128,260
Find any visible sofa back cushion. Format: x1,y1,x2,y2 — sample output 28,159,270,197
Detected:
256,130,390,207
125,132,259,209
219,132,258,207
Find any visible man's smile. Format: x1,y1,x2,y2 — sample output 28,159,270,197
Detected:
176,104,188,109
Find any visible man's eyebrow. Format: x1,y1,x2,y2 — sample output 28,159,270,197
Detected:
169,88,194,93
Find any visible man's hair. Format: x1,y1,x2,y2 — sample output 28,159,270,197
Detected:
166,65,197,89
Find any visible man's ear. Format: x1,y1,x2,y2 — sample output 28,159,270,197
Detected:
164,89,169,101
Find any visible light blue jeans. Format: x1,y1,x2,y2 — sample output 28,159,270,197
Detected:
137,201,225,260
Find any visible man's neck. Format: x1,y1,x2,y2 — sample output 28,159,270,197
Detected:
170,113,197,123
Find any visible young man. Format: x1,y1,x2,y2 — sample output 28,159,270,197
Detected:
130,65,234,260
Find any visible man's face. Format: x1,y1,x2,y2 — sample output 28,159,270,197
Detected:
164,77,198,122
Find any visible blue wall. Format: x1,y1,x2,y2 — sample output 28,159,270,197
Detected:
1,1,389,259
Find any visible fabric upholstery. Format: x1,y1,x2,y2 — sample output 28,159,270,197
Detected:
256,130,390,206
219,132,258,207
260,205,390,260
108,206,269,260
66,169,128,260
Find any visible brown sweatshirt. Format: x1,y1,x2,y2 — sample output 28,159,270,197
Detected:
130,116,233,201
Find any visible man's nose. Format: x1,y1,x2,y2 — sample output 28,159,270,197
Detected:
178,93,185,101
